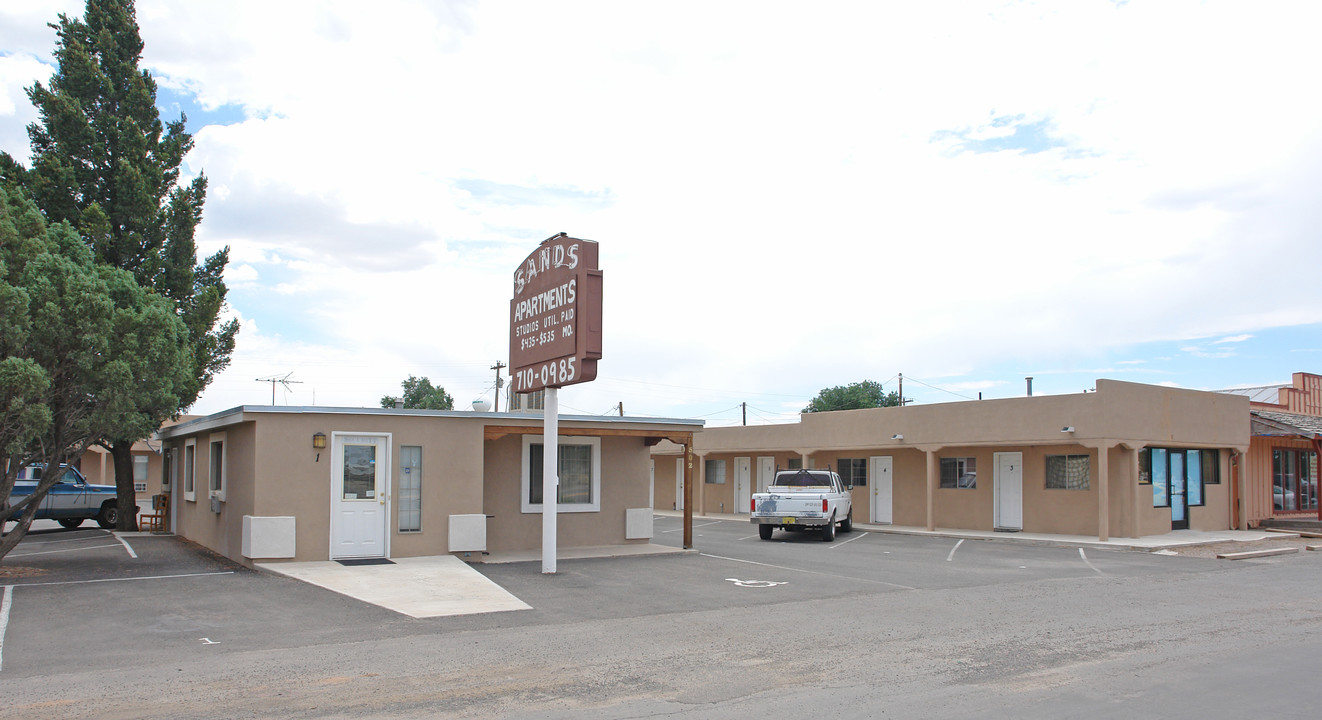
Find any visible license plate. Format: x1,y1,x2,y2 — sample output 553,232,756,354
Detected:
781,517,795,524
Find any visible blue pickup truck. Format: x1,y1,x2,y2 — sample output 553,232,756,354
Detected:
4,465,122,529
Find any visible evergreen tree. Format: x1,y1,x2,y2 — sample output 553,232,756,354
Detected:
0,186,191,559
1,0,238,529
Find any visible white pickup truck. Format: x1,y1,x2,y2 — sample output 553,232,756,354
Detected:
750,468,854,541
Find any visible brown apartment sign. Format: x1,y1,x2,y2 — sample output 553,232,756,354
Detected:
509,233,602,393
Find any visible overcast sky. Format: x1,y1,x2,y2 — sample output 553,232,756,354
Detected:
4,0,1321,425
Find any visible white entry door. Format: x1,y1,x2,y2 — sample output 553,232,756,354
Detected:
734,457,752,513
331,433,390,559
675,457,684,510
757,456,775,493
869,456,893,524
994,451,1023,531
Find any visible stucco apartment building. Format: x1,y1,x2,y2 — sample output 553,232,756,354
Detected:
155,406,700,566
653,379,1249,540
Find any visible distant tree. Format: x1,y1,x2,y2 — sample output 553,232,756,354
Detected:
0,186,191,560
1,0,238,529
803,380,901,413
382,376,455,410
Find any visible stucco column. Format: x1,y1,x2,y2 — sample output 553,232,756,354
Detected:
1129,445,1142,538
695,452,707,516
1096,445,1110,542
795,449,815,469
924,448,939,532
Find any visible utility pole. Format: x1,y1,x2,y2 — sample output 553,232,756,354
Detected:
742,402,747,426
898,373,904,407
491,361,506,412
617,401,624,416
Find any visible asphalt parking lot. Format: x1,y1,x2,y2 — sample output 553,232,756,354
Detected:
2,517,1320,718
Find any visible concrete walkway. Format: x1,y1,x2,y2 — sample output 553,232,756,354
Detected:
654,509,1291,551
256,555,532,619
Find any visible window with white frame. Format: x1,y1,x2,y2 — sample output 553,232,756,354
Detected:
521,436,601,513
940,457,977,489
132,455,149,492
1046,454,1090,490
208,432,226,502
704,459,726,484
183,439,196,501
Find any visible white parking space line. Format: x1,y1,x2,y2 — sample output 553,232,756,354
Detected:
0,585,12,672
8,543,124,558
13,571,234,588
701,553,917,590
11,532,108,546
1079,548,1105,576
113,533,138,559
947,539,965,562
661,520,722,534
829,532,868,549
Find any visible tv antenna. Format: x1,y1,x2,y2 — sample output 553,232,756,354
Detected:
256,372,303,404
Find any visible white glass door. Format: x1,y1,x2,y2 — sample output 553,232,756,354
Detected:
331,434,389,559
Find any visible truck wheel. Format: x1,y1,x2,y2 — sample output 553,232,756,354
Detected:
58,518,84,529
96,502,119,529
758,524,773,540
821,514,836,541
840,509,853,533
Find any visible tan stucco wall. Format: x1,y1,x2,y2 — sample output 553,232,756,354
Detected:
483,434,652,553
171,422,258,562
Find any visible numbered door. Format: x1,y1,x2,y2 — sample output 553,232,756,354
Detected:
994,452,1023,531
331,434,389,559
675,457,684,511
734,457,752,513
757,456,775,494
869,456,892,524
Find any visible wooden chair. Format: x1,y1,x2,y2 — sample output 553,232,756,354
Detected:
139,493,168,532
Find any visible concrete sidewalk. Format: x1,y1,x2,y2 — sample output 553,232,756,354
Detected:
654,509,1293,551
256,555,532,619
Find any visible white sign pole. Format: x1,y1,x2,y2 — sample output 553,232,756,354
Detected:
542,386,559,574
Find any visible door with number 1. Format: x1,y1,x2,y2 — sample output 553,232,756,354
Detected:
331,433,390,559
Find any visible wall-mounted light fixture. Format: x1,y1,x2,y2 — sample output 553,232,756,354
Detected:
1061,426,1075,433
313,431,327,462
892,434,904,440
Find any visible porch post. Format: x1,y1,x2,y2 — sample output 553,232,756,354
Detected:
1129,445,1143,538
1096,444,1110,542
925,448,938,531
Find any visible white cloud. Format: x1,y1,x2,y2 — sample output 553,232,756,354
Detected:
6,0,1322,416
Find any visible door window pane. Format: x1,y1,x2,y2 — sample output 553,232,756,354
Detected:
1152,449,1168,507
1170,451,1186,522
398,446,421,532
1186,450,1203,506
342,445,376,500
